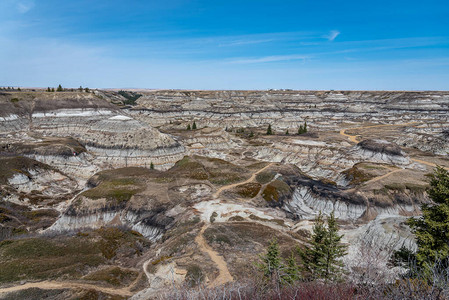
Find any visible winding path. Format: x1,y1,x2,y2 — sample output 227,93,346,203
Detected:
339,122,419,144
194,162,275,287
213,162,273,198
0,281,134,297
195,225,234,287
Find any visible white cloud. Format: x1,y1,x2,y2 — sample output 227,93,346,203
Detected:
16,0,35,14
228,54,308,64
324,30,340,41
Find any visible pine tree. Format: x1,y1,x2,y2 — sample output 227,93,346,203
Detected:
47,87,51,92
17,87,21,91
85,87,90,93
187,124,191,130
322,211,347,281
407,166,449,268
266,124,272,135
298,212,327,280
298,211,347,281
56,84,63,92
304,121,308,133
192,121,197,130
286,129,289,135
51,88,55,92
150,162,154,170
282,251,300,284
79,86,83,92
257,238,282,282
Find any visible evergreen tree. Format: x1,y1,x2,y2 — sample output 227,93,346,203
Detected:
47,87,51,92
79,86,83,92
304,121,308,133
192,121,197,130
150,162,154,170
298,211,347,281
17,87,21,91
266,124,272,135
298,212,327,280
282,251,300,284
85,87,90,93
407,166,449,268
51,87,55,92
56,84,63,92
322,211,347,281
187,124,191,130
286,129,289,135
257,238,282,282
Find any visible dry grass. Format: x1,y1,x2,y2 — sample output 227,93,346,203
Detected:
83,266,139,287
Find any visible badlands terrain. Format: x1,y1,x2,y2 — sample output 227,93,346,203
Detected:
0,88,448,299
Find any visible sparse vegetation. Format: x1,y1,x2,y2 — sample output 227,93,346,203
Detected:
262,179,291,203
233,182,262,198
118,90,142,105
297,121,308,134
83,266,139,287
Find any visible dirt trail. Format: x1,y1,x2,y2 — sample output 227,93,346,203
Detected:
0,281,134,297
195,163,274,287
410,158,449,170
340,123,449,174
364,168,403,184
213,162,273,198
195,225,234,287
339,122,419,144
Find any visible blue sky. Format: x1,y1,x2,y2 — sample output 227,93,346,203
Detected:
1,0,448,90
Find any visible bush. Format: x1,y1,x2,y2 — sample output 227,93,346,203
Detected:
186,264,204,287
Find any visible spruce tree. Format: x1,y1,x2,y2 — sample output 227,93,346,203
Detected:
51,87,55,92
85,87,90,93
266,124,272,135
298,211,347,281
79,86,83,92
407,166,449,268
57,84,63,92
286,129,289,135
304,121,308,133
150,162,154,170
257,238,282,282
47,87,51,92
283,251,300,283
322,211,347,281
187,124,191,130
298,212,327,280
192,121,197,130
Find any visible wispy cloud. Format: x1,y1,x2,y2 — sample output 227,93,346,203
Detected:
324,30,340,41
228,54,308,64
16,0,35,14
219,38,275,47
